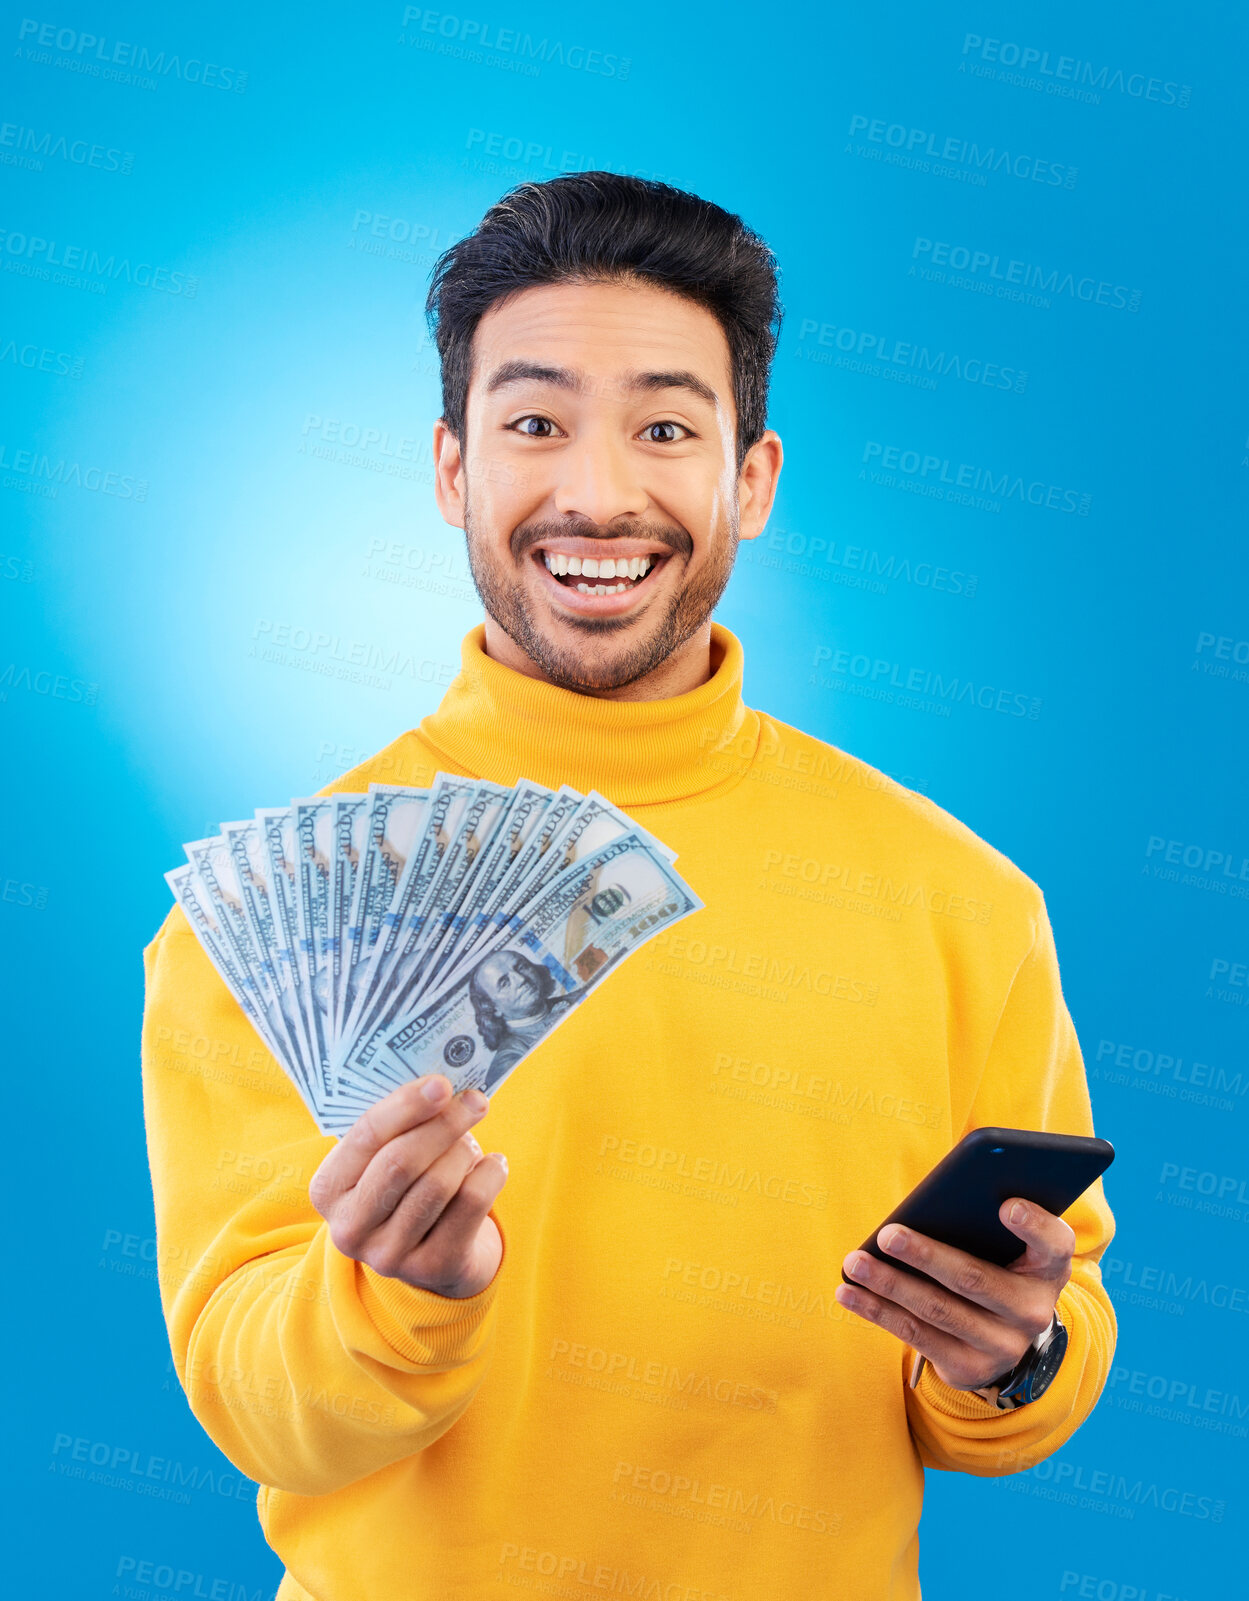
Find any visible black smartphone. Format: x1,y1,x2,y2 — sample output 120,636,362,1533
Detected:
844,1127,1115,1288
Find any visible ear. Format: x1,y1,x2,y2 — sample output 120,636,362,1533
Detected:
736,429,784,543
433,417,466,528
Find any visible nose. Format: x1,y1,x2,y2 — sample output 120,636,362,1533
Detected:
551,427,649,526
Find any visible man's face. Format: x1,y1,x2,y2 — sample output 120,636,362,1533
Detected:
476,950,546,1021
433,278,780,694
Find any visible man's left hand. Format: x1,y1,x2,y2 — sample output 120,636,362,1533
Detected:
835,1199,1075,1390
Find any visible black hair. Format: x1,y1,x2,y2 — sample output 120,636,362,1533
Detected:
426,172,782,466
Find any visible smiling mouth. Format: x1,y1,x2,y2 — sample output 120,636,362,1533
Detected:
536,549,668,598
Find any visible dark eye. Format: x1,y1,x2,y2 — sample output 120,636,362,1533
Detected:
642,422,685,443
513,415,556,437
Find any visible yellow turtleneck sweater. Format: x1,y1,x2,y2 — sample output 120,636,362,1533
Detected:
141,623,1116,1601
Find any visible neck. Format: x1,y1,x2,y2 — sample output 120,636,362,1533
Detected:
418,622,755,805
482,616,715,702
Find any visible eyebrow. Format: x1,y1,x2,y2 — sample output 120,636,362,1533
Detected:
485,360,719,408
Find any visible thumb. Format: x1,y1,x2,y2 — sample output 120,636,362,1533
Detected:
999,1198,1076,1281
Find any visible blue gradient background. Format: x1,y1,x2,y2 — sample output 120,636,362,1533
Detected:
4,3,1245,1596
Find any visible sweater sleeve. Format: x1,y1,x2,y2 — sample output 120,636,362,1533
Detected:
140,908,505,1497
904,893,1117,1476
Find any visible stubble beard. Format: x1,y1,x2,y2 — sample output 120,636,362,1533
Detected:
463,498,740,694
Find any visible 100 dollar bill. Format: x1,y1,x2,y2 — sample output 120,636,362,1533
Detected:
376,830,702,1097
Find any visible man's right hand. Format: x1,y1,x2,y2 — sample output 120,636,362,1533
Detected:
310,1076,507,1299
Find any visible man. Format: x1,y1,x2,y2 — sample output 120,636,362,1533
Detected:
142,173,1116,1600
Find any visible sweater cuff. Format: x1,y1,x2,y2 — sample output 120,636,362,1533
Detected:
916,1360,1001,1420
357,1206,507,1367
916,1284,1082,1425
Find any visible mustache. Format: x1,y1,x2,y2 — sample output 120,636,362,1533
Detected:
511,517,693,563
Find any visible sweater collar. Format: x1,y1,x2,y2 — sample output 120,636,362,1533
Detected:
417,623,757,806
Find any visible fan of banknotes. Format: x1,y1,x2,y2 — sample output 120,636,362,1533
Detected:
166,775,702,1135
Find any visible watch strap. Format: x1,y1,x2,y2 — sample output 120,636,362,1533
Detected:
973,1312,1063,1410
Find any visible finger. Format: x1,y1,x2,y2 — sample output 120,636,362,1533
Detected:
409,1151,508,1279
844,1249,1014,1353
361,1131,485,1274
872,1225,1026,1320
1000,1199,1077,1279
339,1091,489,1242
311,1076,459,1206
834,1282,1025,1390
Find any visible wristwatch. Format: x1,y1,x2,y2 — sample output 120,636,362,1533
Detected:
972,1311,1069,1410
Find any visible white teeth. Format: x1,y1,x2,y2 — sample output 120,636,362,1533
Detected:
557,555,653,594
570,579,629,597
543,552,553,571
